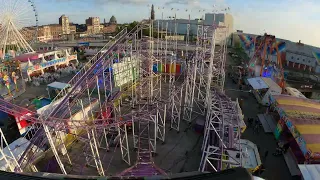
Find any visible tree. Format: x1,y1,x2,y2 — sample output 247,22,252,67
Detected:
128,21,138,32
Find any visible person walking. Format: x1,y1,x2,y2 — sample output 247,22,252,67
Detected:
248,117,253,128
253,118,260,134
263,150,269,163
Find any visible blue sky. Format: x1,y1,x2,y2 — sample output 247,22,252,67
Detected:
33,0,320,47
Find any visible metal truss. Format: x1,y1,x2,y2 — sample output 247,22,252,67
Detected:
211,26,228,91
0,12,235,177
0,128,22,172
169,84,184,131
199,90,242,172
183,24,213,122
156,102,166,142
198,22,242,172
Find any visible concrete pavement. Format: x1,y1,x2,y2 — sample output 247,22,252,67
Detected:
225,52,293,180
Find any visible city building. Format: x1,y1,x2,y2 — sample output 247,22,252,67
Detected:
49,24,63,40
22,27,37,42
59,15,70,35
69,23,76,34
204,13,233,38
109,16,117,25
101,16,117,34
85,17,100,34
37,25,53,42
154,13,234,44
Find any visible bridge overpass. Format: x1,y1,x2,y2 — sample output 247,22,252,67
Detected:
34,40,199,51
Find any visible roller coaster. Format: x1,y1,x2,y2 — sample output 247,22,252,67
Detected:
0,17,242,177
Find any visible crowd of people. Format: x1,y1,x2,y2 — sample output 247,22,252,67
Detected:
0,70,20,96
30,63,84,86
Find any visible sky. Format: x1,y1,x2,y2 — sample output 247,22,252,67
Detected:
32,0,320,47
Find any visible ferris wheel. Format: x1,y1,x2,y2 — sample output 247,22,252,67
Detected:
0,0,39,59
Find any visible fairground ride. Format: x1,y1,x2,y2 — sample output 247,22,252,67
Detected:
248,33,285,90
0,0,38,59
0,9,241,178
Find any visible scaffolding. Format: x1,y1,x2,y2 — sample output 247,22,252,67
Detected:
199,24,242,172
0,11,239,178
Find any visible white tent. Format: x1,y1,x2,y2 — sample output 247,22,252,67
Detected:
298,164,320,180
41,56,47,63
247,77,282,106
47,81,70,90
27,58,34,67
247,77,268,90
0,137,43,171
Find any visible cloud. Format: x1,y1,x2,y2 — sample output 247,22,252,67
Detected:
233,0,320,47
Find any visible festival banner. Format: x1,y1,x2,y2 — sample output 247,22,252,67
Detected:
283,117,310,157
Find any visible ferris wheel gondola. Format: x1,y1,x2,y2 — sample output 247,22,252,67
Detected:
0,0,39,59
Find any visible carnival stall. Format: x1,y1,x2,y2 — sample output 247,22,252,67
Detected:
227,139,262,173
284,87,306,99
47,81,71,99
298,164,320,180
19,50,78,81
247,77,282,106
0,137,44,171
270,95,320,164
0,61,24,97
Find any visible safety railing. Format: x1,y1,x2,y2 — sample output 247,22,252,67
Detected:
39,28,128,121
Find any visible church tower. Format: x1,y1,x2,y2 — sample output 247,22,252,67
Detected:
151,4,155,20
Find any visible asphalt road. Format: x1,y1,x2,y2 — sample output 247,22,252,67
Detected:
224,52,293,180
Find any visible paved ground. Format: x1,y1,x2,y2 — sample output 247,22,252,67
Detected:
2,49,295,178
225,50,293,180
12,75,74,106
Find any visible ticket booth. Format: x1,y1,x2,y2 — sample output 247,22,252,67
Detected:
247,77,282,106
46,81,71,99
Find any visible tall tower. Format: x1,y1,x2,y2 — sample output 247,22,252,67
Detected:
59,15,70,34
151,4,155,20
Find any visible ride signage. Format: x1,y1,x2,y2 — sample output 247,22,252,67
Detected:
40,57,66,68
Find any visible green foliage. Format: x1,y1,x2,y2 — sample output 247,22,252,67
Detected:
141,28,158,38
118,21,162,38
234,41,241,48
128,21,138,32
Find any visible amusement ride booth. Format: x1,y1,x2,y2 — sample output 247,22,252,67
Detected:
247,77,282,106
269,95,320,176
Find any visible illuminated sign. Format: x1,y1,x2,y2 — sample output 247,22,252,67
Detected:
40,58,66,68
282,116,310,157
28,55,77,71
15,113,33,135
113,58,140,87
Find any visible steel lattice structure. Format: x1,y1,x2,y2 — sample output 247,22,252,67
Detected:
0,12,240,177
199,24,242,172
0,0,38,58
